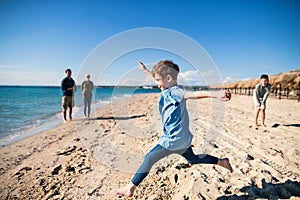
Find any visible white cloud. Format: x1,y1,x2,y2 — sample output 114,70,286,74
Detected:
178,70,228,86
223,77,235,83
223,76,252,84
178,70,205,86
241,77,251,81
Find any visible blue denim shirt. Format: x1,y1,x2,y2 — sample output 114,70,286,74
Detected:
158,85,193,150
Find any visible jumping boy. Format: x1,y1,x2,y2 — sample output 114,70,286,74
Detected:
114,60,233,197
253,74,272,129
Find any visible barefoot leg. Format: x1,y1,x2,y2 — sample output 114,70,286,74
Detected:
69,107,73,121
62,109,67,123
261,108,266,127
217,158,233,173
254,107,260,129
114,182,136,197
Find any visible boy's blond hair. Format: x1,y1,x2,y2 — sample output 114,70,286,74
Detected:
151,60,180,81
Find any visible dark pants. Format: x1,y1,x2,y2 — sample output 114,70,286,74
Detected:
131,144,218,186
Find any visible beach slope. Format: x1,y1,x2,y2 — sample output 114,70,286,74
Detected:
0,94,299,199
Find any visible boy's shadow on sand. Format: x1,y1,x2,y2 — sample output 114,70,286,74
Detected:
89,114,146,121
272,123,300,128
217,178,300,200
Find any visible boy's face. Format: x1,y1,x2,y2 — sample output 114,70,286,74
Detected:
154,74,171,90
260,78,269,87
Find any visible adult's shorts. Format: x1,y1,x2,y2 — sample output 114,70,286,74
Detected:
62,96,74,109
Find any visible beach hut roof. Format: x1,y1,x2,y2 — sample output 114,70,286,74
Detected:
276,73,299,89
293,76,300,88
250,78,260,88
210,69,300,90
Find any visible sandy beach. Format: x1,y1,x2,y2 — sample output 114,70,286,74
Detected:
0,93,299,200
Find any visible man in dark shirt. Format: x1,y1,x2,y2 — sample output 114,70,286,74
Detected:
61,68,76,122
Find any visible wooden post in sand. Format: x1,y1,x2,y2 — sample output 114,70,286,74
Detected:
297,82,300,103
279,84,282,100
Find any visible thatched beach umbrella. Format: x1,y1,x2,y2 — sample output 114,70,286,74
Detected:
225,82,238,89
274,73,284,88
243,79,253,89
209,83,222,89
222,83,230,89
293,76,300,89
250,78,260,88
223,81,239,93
232,82,239,88
275,72,299,89
268,76,277,90
237,81,243,89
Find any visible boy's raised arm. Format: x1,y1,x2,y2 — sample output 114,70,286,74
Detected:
184,90,231,101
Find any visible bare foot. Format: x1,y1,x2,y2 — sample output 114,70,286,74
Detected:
114,183,136,197
218,158,233,173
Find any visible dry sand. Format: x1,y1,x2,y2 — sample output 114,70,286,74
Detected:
0,93,299,200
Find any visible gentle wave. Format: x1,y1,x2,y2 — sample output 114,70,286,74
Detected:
0,86,160,147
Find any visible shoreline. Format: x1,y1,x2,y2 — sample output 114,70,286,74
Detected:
0,93,299,199
0,95,134,147
1,86,298,148
0,86,160,147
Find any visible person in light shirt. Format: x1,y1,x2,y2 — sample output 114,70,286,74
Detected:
81,74,94,118
253,74,272,129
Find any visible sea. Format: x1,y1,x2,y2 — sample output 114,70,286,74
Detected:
0,86,160,147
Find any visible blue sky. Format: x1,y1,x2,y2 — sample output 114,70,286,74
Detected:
0,0,299,86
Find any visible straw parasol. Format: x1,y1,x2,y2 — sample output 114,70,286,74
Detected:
268,76,277,89
275,72,300,89
242,79,253,88
225,82,238,89
209,69,300,90
293,76,300,89
250,78,260,88
236,81,244,89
